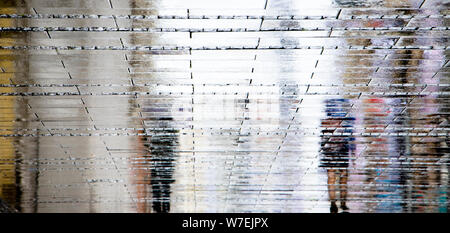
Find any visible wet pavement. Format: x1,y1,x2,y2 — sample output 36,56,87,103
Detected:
0,0,449,213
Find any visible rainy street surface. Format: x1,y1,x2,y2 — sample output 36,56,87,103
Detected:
0,0,449,213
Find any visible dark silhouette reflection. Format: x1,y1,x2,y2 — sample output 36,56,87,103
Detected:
126,0,179,213
136,116,178,213
320,99,355,213
147,117,178,213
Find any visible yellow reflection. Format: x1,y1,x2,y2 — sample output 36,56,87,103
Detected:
0,6,17,209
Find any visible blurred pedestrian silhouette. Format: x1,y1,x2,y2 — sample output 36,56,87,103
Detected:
320,99,355,213
136,116,178,213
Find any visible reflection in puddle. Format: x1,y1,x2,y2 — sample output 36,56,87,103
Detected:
0,0,449,213
138,116,178,213
320,99,354,213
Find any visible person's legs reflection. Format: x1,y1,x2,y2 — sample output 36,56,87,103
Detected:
339,169,349,211
327,169,338,213
327,168,349,213
321,98,354,213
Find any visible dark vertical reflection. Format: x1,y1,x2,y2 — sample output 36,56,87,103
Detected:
127,0,179,213
0,0,18,213
391,49,418,212
406,49,445,212
0,0,33,213
13,37,40,214
392,52,412,211
134,112,178,213
144,117,178,213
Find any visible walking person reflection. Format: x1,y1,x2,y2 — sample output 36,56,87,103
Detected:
320,99,355,213
146,117,178,213
135,115,178,213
